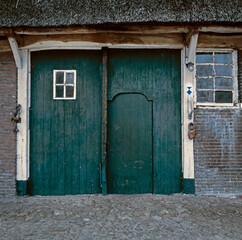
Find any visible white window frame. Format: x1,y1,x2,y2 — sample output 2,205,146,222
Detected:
194,48,238,107
53,70,76,100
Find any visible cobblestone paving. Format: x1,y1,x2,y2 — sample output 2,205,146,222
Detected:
0,194,241,240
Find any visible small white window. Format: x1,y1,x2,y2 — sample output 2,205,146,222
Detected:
53,70,76,100
195,50,238,106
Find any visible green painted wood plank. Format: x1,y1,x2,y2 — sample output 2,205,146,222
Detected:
42,66,51,195
30,49,181,195
108,93,152,194
101,48,108,195
30,51,102,195
107,49,181,194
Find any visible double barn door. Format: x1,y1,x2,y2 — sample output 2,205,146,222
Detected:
30,49,181,195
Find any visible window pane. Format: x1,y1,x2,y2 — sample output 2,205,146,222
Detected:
196,65,213,77
66,86,74,98
56,86,64,98
215,65,232,76
66,72,74,84
196,77,213,89
215,53,232,64
197,91,214,103
56,72,64,84
196,53,213,63
215,91,232,103
215,78,233,90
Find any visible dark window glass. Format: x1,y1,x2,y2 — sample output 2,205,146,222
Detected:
196,53,213,63
215,65,232,76
196,77,213,89
215,91,232,103
56,86,64,98
215,78,233,90
66,86,74,98
196,65,213,77
215,53,232,64
197,91,214,103
56,72,64,84
66,72,74,84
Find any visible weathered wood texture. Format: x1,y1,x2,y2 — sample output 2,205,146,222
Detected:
107,49,182,194
197,34,242,49
108,93,153,194
1,25,241,36
30,51,102,195
101,48,108,194
1,31,242,53
19,33,184,48
30,49,181,195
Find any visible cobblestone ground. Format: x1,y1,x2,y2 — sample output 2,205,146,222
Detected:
0,194,241,240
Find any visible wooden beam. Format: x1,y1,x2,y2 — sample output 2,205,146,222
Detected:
198,33,242,49
8,37,22,68
101,47,108,195
0,25,240,36
1,30,240,52
19,33,184,48
1,26,188,35
199,26,242,34
186,33,199,69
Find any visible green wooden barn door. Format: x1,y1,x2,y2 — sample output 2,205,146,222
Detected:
107,49,182,194
107,93,153,194
30,50,102,195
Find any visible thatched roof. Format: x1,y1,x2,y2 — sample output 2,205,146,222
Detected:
0,0,241,27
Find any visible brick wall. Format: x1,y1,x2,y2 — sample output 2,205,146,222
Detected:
194,50,242,195
239,50,242,102
0,52,17,196
194,109,242,195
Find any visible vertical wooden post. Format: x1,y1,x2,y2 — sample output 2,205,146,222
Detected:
101,47,108,195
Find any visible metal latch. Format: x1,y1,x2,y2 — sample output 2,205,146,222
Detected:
11,104,21,132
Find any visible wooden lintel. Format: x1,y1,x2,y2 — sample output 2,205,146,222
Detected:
198,33,242,49
1,31,241,52
0,25,241,37
8,37,22,69
19,33,184,48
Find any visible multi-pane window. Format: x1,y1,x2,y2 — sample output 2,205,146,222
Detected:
53,70,76,100
195,50,237,105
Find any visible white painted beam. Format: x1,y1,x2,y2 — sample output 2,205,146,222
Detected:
8,37,22,69
17,50,29,180
20,41,183,51
182,34,199,180
186,33,199,67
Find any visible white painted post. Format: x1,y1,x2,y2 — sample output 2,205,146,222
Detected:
8,37,22,69
182,33,198,193
17,49,29,181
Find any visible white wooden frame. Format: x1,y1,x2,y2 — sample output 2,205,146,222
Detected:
17,41,193,184
194,48,238,108
182,47,195,179
53,70,76,100
17,49,30,180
